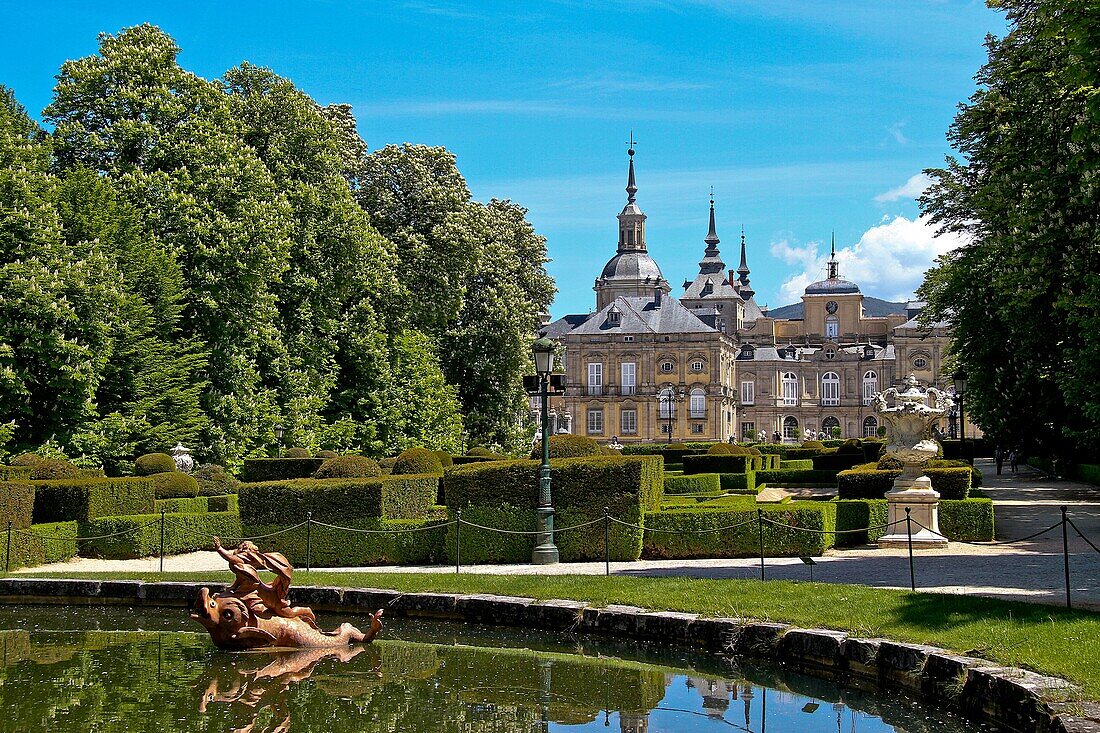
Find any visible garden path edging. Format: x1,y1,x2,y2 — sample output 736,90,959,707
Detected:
0,578,1096,733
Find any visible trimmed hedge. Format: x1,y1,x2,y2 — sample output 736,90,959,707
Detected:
451,455,507,465
780,459,814,471
1,482,35,529
135,453,177,475
755,469,839,487
392,448,445,476
284,447,312,458
312,455,382,479
812,452,866,472
683,454,759,474
29,459,84,480
208,494,238,513
862,439,885,463
241,458,325,483
940,498,994,541
837,465,971,500
835,499,889,546
664,473,721,495
239,474,439,525
31,477,156,523
242,517,448,567
530,434,602,460
1078,464,1100,486
719,472,758,494
82,511,242,559
193,464,239,496
154,496,210,514
0,465,33,481
152,471,199,499
0,520,78,570
755,445,820,460
642,502,837,559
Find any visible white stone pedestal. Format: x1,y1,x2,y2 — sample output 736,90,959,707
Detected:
877,475,948,548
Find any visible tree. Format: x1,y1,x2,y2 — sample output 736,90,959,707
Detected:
919,0,1100,459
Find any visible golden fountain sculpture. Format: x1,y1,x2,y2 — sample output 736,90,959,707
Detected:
190,537,383,650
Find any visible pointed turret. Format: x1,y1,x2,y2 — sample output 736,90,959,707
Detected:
734,226,755,299
697,193,725,275
826,231,839,279
704,191,720,248
626,135,638,204
616,133,647,253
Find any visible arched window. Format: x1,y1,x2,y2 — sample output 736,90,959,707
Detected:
689,388,706,418
783,416,799,441
862,370,878,406
825,315,839,339
658,387,674,419
863,416,879,438
822,416,841,437
821,372,840,406
781,372,798,406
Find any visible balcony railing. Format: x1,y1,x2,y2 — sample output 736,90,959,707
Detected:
689,409,706,419
621,385,636,396
586,385,603,396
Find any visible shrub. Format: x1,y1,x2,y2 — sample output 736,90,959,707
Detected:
877,454,905,470
836,439,864,455
316,450,339,459
312,455,382,479
719,471,758,494
837,467,897,499
134,453,177,476
529,435,602,460
862,439,885,463
208,494,238,513
756,445,819,460
940,498,994,541
755,469,839,487
193,464,239,496
802,440,825,450
239,474,439,525
661,443,696,465
683,454,758,474
241,458,325,483
923,467,972,499
243,517,447,567
434,451,454,468
379,457,398,469
452,455,507,465
29,459,84,480
284,447,312,458
0,481,35,529
834,499,889,546
32,477,156,523
780,459,814,471
0,520,78,570
155,496,210,513
707,443,733,455
642,502,837,559
467,447,496,457
1076,463,1100,486
811,452,865,472
0,465,33,481
152,471,199,499
664,473,721,495
82,511,242,560
393,448,445,476
10,453,42,466
928,459,982,488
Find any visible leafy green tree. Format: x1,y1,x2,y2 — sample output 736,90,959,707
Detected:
919,0,1100,458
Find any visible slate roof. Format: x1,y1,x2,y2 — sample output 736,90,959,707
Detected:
540,313,591,339
569,295,716,335
682,274,742,301
765,296,909,320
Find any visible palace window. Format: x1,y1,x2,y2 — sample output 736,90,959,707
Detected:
691,423,704,434
689,388,706,418
863,416,879,438
658,387,675,419
620,362,636,395
587,362,603,396
913,356,928,369
620,409,637,435
690,361,704,373
623,335,634,342
822,416,841,437
862,370,878,406
741,422,756,440
824,347,836,360
783,415,799,441
825,315,839,339
660,361,675,374
781,372,798,406
740,381,755,405
587,408,604,434
821,372,840,407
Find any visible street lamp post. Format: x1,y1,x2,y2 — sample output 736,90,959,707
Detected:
274,423,285,459
952,370,968,458
661,387,687,443
531,337,559,565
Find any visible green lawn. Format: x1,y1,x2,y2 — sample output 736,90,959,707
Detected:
17,570,1100,698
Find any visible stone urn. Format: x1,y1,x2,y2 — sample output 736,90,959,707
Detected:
170,443,195,473
873,375,952,548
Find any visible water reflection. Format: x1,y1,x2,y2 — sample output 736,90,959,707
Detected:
0,607,995,733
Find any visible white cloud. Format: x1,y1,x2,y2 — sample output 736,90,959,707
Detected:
886,121,910,145
774,214,966,304
875,172,933,202
769,238,820,266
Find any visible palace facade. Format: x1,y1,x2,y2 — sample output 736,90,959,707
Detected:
539,147,963,443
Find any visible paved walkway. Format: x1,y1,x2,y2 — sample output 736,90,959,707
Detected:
20,460,1100,610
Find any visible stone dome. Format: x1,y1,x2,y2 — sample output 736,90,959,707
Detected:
805,277,860,295
600,251,665,282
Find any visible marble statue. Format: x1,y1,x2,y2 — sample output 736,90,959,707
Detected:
190,538,383,650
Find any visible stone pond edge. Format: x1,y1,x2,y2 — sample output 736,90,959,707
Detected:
0,578,1097,733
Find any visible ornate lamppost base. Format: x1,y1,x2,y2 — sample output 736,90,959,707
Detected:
532,506,559,565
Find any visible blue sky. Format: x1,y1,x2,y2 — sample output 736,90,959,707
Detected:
2,1,1004,316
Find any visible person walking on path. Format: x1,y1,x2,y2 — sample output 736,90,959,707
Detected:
995,445,1004,475
1009,448,1019,474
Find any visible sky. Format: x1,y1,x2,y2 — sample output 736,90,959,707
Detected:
2,1,1005,316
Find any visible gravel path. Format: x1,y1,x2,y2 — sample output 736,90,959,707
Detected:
21,459,1100,609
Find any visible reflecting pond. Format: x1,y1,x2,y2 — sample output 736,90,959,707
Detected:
0,605,999,732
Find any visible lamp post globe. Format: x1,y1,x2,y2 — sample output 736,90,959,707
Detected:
952,370,968,455
531,337,559,565
274,423,285,459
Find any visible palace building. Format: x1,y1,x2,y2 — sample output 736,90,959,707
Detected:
539,147,959,443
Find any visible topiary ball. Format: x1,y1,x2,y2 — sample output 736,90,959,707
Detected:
284,447,311,458
876,455,905,470
665,442,690,451
135,453,177,476
707,443,734,455
153,471,200,499
530,434,602,460
312,455,382,479
392,448,445,475
467,447,494,457
193,464,239,496
802,440,825,450
433,451,454,468
316,450,339,459
10,453,42,466
837,439,865,455
29,458,83,480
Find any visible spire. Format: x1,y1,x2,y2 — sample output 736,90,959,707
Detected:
704,188,720,248
736,225,750,283
827,231,839,279
625,131,637,203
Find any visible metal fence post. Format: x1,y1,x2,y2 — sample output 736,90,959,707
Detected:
757,509,765,581
5,520,11,574
604,507,610,577
455,509,462,575
159,509,166,573
1062,506,1072,609
905,507,915,591
305,512,312,575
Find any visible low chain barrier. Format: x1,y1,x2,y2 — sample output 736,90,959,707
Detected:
4,503,1099,608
